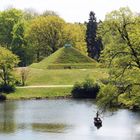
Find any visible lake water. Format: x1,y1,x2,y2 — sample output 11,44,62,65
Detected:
0,99,140,140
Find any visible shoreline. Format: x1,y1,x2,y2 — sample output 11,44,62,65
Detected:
1,87,139,111
5,95,72,101
5,87,73,101
2,95,140,111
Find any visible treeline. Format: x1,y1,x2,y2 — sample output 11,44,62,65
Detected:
0,8,87,66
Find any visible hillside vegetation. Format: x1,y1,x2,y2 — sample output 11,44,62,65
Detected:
31,47,97,69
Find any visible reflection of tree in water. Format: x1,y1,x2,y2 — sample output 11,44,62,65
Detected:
32,123,71,133
0,102,17,133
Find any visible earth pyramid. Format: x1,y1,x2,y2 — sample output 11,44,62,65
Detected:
31,47,97,69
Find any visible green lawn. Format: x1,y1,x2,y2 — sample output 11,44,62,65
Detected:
10,67,108,100
7,87,72,100
26,68,108,85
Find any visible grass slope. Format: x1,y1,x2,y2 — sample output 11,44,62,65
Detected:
23,68,108,85
31,47,97,69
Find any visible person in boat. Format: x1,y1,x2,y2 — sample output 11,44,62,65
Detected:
94,111,102,124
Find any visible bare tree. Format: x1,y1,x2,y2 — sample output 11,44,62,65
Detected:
20,67,30,86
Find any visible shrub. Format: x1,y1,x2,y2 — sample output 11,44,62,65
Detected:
0,94,6,101
0,84,15,93
71,78,100,98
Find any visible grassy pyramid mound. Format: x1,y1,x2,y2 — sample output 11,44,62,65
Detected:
31,47,97,69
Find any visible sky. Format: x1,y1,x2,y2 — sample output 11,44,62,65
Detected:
0,0,140,23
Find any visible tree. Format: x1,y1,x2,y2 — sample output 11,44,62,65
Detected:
11,21,32,66
0,8,30,66
41,10,58,17
19,67,30,86
97,7,140,110
0,46,19,88
23,8,39,20
26,16,66,62
64,23,87,54
86,11,103,60
0,8,23,47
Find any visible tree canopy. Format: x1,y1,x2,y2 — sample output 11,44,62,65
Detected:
64,23,87,54
0,46,19,86
97,7,140,110
26,16,66,62
0,8,89,66
0,8,23,47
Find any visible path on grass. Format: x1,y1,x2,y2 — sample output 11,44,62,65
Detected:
17,85,73,88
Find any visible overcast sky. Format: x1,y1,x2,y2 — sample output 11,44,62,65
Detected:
0,0,140,22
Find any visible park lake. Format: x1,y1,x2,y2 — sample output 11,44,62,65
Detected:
0,1,139,140
0,99,140,140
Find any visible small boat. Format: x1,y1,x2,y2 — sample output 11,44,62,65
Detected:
94,117,102,129
94,117,102,126
94,111,102,129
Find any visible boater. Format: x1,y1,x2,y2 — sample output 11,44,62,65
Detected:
94,111,102,124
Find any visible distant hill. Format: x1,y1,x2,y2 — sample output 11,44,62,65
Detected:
30,47,97,69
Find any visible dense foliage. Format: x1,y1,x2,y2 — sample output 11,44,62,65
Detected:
26,16,66,62
72,78,100,98
97,7,140,110
0,47,19,93
0,8,87,66
64,23,87,54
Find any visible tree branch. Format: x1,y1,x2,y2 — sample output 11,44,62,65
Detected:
109,51,130,67
115,23,140,68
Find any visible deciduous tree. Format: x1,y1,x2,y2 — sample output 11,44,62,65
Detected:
26,16,65,62
64,23,87,54
98,7,140,110
0,46,19,86
0,8,23,47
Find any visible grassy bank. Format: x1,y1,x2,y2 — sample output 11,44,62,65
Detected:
9,68,108,100
23,68,108,85
6,87,72,100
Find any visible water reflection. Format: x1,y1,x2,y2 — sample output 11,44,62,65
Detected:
32,123,72,133
0,102,17,133
0,99,139,140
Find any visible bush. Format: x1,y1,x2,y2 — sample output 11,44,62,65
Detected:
0,94,6,101
0,84,15,93
71,78,100,98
